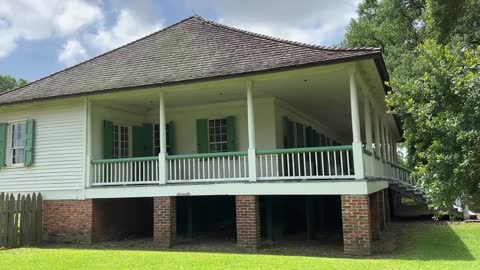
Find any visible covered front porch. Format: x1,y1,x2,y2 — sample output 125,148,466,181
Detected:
84,60,411,189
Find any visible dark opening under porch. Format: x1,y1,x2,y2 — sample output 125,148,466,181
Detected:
260,195,343,243
93,198,153,242
176,196,236,243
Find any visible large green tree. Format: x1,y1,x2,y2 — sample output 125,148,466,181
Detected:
0,74,28,92
344,0,480,213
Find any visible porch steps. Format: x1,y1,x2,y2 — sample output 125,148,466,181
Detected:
388,180,427,205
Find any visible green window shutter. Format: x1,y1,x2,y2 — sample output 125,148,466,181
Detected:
132,125,143,157
103,120,113,159
283,117,294,148
0,123,7,168
320,134,326,146
282,117,289,148
196,119,208,153
226,116,236,152
167,121,175,155
305,126,313,147
142,123,153,156
24,119,35,166
313,130,319,147
296,123,304,147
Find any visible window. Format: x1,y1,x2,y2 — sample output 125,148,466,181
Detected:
8,121,26,166
153,123,172,155
208,119,228,153
113,124,130,158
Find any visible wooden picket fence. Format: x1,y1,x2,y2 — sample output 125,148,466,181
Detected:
0,192,42,248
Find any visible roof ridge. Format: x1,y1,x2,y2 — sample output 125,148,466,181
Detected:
195,16,380,52
7,16,201,94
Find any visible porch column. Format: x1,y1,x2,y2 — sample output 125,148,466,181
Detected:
349,69,365,180
246,80,257,182
85,97,92,189
391,133,396,162
374,113,381,158
380,118,386,160
364,99,373,177
385,128,390,162
159,92,167,184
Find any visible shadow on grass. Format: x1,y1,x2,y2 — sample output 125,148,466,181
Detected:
31,222,476,261
390,221,475,261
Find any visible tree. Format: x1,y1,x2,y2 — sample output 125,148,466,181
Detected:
344,0,480,213
388,41,480,213
0,74,28,92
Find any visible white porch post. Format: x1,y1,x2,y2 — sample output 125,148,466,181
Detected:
374,113,381,158
84,97,92,190
159,92,167,184
246,80,257,182
380,118,386,160
385,129,390,162
364,99,373,177
349,69,365,180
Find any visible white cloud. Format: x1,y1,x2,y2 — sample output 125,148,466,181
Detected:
86,9,163,53
58,39,89,66
187,0,360,45
54,0,103,35
0,0,103,58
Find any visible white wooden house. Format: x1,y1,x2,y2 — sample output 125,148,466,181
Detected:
0,17,421,255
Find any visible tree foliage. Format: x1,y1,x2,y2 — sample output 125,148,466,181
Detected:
344,0,480,212
389,41,480,212
0,74,28,92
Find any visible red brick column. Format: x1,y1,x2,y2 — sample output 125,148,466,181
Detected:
236,195,260,251
384,190,391,224
341,195,372,256
369,192,381,240
43,200,94,243
378,190,386,231
153,197,176,248
395,191,402,208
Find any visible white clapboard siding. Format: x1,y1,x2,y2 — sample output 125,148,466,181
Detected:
0,99,85,193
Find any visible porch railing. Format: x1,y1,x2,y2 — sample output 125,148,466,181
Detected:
256,146,354,180
89,144,416,186
166,151,249,183
386,161,417,186
91,157,159,186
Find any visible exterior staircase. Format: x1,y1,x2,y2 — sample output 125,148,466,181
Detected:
389,179,427,205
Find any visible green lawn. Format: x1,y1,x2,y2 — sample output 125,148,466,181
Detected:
0,222,479,270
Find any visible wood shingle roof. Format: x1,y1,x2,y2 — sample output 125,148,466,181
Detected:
0,16,385,105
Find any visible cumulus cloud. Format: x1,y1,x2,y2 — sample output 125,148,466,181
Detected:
187,0,360,45
54,0,103,35
0,0,103,58
86,8,163,53
58,39,89,66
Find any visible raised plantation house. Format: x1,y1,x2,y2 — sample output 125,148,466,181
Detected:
0,16,422,256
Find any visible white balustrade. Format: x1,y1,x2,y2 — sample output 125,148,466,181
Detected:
166,152,249,182
256,146,355,180
91,157,159,186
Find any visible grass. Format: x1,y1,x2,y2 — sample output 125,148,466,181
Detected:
0,222,479,270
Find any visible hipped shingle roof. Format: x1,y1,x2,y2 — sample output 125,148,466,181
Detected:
0,16,385,105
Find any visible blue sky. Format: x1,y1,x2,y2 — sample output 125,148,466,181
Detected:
0,0,360,82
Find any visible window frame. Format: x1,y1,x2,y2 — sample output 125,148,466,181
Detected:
208,118,228,153
6,120,27,168
153,123,171,155
112,123,132,159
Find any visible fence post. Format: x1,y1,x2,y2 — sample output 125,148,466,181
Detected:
36,194,42,244
0,192,5,246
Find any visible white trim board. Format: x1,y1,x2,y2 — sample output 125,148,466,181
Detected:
84,180,389,200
